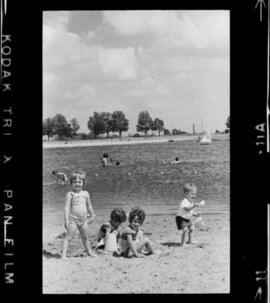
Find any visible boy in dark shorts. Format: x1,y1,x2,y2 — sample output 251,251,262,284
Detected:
176,183,204,246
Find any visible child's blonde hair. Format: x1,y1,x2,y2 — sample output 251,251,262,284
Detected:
183,182,197,194
70,170,86,185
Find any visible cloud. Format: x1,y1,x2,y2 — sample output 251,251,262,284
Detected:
43,11,229,134
102,11,172,36
43,13,85,71
102,10,229,55
98,47,138,80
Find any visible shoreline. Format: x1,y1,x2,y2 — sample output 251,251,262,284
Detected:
43,134,229,149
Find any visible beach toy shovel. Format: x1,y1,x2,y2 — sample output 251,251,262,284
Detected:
104,231,118,252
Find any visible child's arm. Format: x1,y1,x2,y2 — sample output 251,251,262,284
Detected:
86,192,95,221
183,204,196,211
182,201,201,211
98,224,110,238
127,234,144,258
64,192,72,228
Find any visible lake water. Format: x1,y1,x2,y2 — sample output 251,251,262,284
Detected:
43,139,230,218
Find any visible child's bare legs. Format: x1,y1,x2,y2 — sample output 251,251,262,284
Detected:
62,222,77,258
186,223,194,244
78,223,96,257
135,238,154,255
181,226,193,245
180,227,188,245
186,229,193,244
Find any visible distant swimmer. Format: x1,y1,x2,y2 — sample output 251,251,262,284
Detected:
100,153,112,167
171,157,180,164
52,170,67,185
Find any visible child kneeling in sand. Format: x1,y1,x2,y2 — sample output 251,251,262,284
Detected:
176,183,205,246
96,208,127,253
62,170,97,258
120,207,154,258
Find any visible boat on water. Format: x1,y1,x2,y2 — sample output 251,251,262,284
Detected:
199,131,212,145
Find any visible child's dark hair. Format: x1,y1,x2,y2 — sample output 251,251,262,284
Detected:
128,207,145,224
111,208,127,223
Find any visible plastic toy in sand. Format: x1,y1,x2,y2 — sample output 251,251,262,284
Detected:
104,231,118,252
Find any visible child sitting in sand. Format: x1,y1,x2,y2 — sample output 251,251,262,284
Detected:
96,208,127,253
62,170,96,258
175,183,205,246
120,207,154,258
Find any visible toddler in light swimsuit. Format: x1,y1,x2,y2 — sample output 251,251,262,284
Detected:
62,170,96,258
96,208,126,253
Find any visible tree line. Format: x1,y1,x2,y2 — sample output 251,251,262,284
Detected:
43,110,165,140
43,112,230,141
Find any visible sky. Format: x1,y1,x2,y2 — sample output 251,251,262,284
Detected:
43,10,229,134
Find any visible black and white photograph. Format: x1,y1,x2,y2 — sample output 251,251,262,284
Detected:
1,0,269,300
42,10,230,294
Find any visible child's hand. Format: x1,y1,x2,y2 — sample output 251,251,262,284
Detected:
88,214,96,223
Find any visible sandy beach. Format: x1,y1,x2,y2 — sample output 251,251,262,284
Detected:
43,210,229,294
43,135,196,149
43,135,230,294
43,134,229,149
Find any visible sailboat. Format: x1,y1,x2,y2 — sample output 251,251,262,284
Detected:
199,131,212,145
197,116,212,145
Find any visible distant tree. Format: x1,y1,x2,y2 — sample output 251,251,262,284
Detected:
111,110,129,137
136,111,153,136
171,128,186,135
163,128,170,136
52,114,72,139
70,118,80,138
151,118,164,136
103,112,113,137
76,133,88,140
226,116,230,130
43,117,55,140
87,112,107,139
172,128,178,135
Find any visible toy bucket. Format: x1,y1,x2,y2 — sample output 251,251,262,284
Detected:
104,231,118,252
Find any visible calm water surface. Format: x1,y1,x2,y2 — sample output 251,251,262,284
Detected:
43,140,230,218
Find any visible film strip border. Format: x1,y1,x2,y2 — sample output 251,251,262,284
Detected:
253,0,270,154
0,0,7,86
266,0,270,153
0,0,16,290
